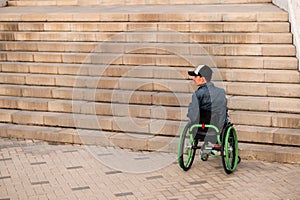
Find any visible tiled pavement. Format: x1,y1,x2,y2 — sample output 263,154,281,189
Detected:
0,138,299,200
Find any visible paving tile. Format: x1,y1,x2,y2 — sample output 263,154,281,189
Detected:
31,181,50,185
97,153,113,157
146,175,163,180
114,192,134,197
30,162,47,165
0,176,11,180
105,170,122,175
0,138,299,199
134,156,150,160
62,150,78,153
0,158,12,161
66,166,83,170
71,186,90,191
188,180,208,185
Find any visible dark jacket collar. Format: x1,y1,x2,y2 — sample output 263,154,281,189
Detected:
197,82,214,90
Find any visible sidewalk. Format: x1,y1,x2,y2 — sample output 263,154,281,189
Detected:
0,137,299,200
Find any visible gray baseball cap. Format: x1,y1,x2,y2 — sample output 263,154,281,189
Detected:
188,65,213,79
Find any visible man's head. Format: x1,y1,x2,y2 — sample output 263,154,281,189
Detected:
188,65,213,86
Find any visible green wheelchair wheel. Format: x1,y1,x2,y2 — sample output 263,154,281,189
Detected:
178,124,197,171
221,124,239,174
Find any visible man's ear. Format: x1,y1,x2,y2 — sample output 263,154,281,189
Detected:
202,77,207,83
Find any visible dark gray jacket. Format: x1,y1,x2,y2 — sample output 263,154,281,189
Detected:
187,82,228,133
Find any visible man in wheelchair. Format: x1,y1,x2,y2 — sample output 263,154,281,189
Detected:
178,65,239,173
187,65,229,153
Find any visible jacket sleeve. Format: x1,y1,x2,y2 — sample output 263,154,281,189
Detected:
187,93,200,124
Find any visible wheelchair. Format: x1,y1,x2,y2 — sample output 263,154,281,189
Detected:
178,122,241,174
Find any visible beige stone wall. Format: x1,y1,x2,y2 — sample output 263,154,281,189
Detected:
273,0,300,71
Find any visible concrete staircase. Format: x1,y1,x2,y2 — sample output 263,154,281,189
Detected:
1,1,300,163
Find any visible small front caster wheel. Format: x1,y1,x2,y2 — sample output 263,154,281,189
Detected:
201,153,209,161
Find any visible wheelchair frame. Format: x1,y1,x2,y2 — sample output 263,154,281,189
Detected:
178,123,240,174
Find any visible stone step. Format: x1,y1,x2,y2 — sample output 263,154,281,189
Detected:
1,96,300,129
226,82,300,98
0,84,192,106
228,96,300,114
0,52,297,69
0,62,191,79
7,0,272,7
0,32,293,44
0,123,299,164
236,125,300,147
0,96,188,121
1,109,299,145
220,68,300,83
0,22,290,33
1,73,300,96
120,54,299,69
0,109,187,136
1,58,298,78
1,81,300,104
1,94,299,120
1,62,299,83
0,73,195,92
0,4,287,23
230,110,300,129
0,122,121,147
0,96,300,128
0,42,296,57
239,143,300,163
